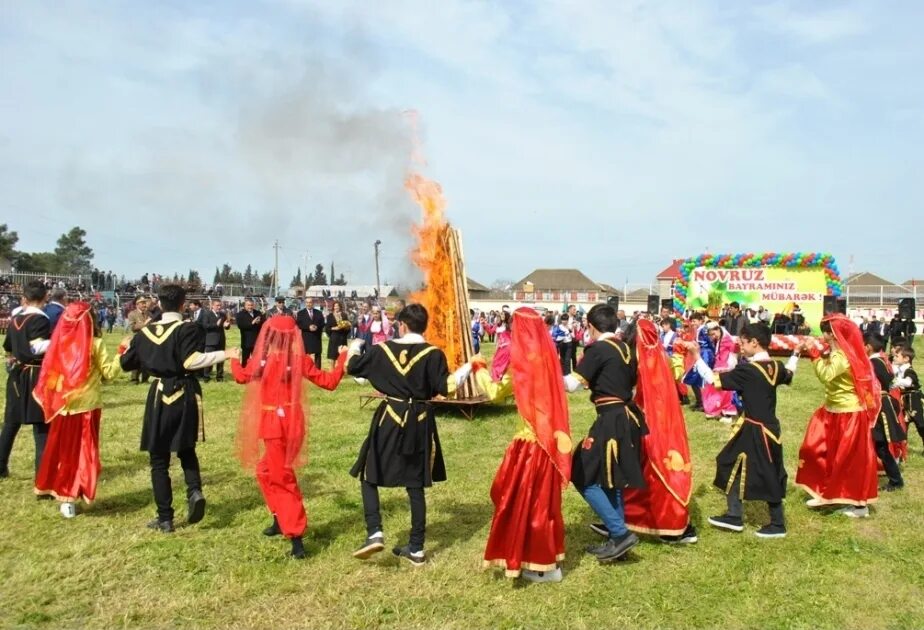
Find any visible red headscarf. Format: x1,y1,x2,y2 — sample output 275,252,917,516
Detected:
236,316,308,469
509,307,572,485
34,301,95,422
825,313,881,428
633,319,693,505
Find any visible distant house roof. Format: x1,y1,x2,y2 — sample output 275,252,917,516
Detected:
845,272,899,286
598,283,623,297
626,287,651,300
466,277,490,292
902,279,924,287
656,259,684,280
514,269,601,292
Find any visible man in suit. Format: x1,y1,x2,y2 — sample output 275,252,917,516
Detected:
201,300,230,382
236,298,263,366
296,297,326,368
266,297,292,319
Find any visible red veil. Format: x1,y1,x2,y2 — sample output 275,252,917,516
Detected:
236,316,308,470
623,318,692,534
826,313,881,428
34,301,94,422
509,307,572,485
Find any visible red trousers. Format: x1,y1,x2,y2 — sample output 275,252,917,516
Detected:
34,409,101,503
257,438,306,538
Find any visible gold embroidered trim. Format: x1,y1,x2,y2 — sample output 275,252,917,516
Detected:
141,321,183,346
380,343,438,376
601,338,631,364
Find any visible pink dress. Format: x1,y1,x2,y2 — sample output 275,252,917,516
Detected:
702,331,738,417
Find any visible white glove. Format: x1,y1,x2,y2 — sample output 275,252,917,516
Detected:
453,363,473,387
348,339,365,357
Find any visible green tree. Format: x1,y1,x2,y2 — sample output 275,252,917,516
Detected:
260,271,274,287
336,273,346,286
187,269,202,289
313,263,327,286
243,264,253,285
0,224,19,261
13,251,60,273
306,272,315,286
220,263,233,283
290,267,303,288
54,226,94,275
213,267,221,284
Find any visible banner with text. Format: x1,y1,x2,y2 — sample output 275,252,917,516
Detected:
687,266,827,332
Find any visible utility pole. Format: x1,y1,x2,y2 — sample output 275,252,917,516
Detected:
374,240,382,305
272,240,280,297
303,250,309,296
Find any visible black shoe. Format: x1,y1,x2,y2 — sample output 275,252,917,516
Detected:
263,516,281,537
690,404,704,412
352,534,385,559
290,536,306,559
392,544,426,567
0,468,8,479
589,522,609,538
147,519,175,533
661,524,698,544
595,532,639,563
879,483,904,492
707,514,744,532
187,490,206,524
215,377,224,383
755,524,787,539
36,493,54,501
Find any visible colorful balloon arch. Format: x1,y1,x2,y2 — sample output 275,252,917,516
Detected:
672,252,843,313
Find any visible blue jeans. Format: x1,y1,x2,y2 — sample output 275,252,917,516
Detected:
580,484,627,538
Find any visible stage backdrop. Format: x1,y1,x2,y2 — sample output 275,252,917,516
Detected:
673,252,843,334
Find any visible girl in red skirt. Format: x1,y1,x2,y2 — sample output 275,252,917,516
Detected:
231,315,347,559
473,307,572,583
796,314,880,517
34,301,123,517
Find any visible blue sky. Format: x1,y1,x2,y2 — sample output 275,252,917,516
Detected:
1,1,922,288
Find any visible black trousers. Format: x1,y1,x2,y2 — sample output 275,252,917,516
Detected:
0,416,49,475
558,342,572,375
874,439,904,487
726,484,784,527
203,346,224,380
150,448,202,522
361,481,426,551
692,385,703,408
242,345,255,367
909,418,924,448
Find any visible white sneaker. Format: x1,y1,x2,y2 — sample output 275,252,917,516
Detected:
805,498,825,508
60,502,76,518
839,506,869,518
521,567,563,583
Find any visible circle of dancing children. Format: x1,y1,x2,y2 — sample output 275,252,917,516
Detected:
230,315,348,558
33,301,122,517
3,290,921,571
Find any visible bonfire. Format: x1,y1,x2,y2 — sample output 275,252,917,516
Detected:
406,172,479,400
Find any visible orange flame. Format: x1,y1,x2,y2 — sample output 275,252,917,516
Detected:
406,172,469,370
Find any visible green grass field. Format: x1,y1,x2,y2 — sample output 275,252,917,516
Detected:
1,331,924,629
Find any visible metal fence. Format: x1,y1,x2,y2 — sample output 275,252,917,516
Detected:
843,285,918,307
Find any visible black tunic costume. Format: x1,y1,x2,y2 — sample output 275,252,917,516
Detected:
571,337,648,490
901,367,924,445
713,360,792,502
3,309,50,426
120,319,205,453
0,308,51,473
347,340,449,488
871,354,906,445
